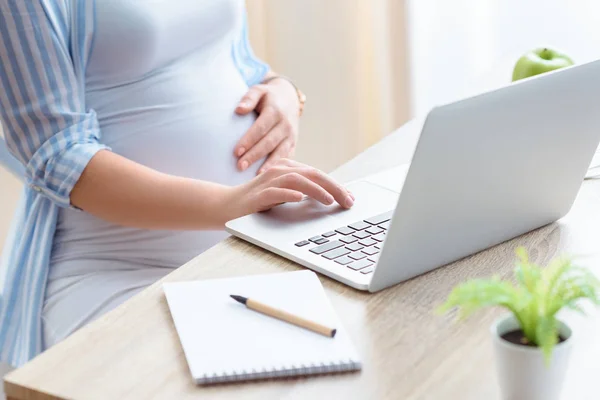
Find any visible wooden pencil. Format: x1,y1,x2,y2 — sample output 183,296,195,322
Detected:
230,294,337,338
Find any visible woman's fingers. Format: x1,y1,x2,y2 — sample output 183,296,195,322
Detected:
274,173,334,205
263,165,353,208
274,158,303,168
237,119,287,171
235,84,267,115
257,187,303,211
276,159,353,207
295,166,353,208
235,106,281,166
257,139,295,175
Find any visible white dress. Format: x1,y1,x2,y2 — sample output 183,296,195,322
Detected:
42,0,267,347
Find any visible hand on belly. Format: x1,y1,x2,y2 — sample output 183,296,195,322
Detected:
232,77,301,175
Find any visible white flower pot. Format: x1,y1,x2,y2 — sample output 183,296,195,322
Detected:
492,314,573,400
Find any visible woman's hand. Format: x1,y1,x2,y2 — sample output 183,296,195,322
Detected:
227,159,355,218
234,77,300,174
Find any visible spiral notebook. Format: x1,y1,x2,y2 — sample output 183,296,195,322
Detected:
163,270,362,384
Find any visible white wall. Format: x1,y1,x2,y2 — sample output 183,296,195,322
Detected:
407,0,600,115
246,0,411,173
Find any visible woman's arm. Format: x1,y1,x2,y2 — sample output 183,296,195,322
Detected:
0,0,109,209
72,151,354,230
0,2,353,233
70,151,235,230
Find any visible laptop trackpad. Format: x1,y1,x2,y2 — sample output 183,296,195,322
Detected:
265,180,399,227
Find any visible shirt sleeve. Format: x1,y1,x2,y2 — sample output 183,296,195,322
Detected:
0,0,109,209
231,7,270,87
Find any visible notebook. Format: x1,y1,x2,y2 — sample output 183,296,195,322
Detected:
163,270,362,384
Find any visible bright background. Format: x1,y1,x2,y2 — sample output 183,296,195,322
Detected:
407,0,600,116
2,0,600,394
3,0,600,267
244,0,600,172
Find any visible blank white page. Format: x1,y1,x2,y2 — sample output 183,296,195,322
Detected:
163,270,361,384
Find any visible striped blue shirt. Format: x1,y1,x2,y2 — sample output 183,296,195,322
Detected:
0,0,268,367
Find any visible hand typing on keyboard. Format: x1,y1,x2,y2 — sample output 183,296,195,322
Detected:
294,210,394,275
229,158,355,217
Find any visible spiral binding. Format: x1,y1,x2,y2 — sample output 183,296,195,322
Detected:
196,358,362,384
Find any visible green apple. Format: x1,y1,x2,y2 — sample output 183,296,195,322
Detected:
512,47,574,82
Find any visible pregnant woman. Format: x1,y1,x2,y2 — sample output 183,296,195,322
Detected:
0,0,353,367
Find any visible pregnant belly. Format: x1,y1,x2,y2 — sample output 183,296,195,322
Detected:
88,55,264,185
53,55,267,268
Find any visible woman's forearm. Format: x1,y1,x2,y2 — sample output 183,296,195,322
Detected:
70,150,236,230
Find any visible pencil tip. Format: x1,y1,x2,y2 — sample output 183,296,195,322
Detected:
230,295,247,305
331,329,337,338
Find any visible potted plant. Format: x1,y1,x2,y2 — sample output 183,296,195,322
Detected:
437,247,600,400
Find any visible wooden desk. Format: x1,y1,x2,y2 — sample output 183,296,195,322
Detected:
5,121,600,400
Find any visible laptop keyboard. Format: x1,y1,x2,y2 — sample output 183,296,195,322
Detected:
294,210,394,275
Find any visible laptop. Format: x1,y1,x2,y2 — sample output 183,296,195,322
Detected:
226,59,600,293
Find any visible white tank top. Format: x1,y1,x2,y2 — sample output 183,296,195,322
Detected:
51,0,264,271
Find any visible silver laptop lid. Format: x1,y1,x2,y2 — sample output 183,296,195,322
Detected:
370,59,600,292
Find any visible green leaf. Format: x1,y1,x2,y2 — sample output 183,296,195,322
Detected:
544,256,574,299
515,261,541,295
536,316,558,365
548,267,600,316
436,247,600,365
436,279,521,320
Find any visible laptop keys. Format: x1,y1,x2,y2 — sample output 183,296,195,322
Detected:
378,221,391,230
300,210,392,272
361,266,375,274
348,221,370,231
309,240,344,255
362,247,379,256
372,233,386,242
347,258,373,271
366,226,384,235
334,255,354,265
353,231,370,239
335,226,355,235
365,211,394,225
322,247,351,260
349,252,367,260
340,236,358,244
359,238,377,247
368,254,380,263
346,242,364,252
